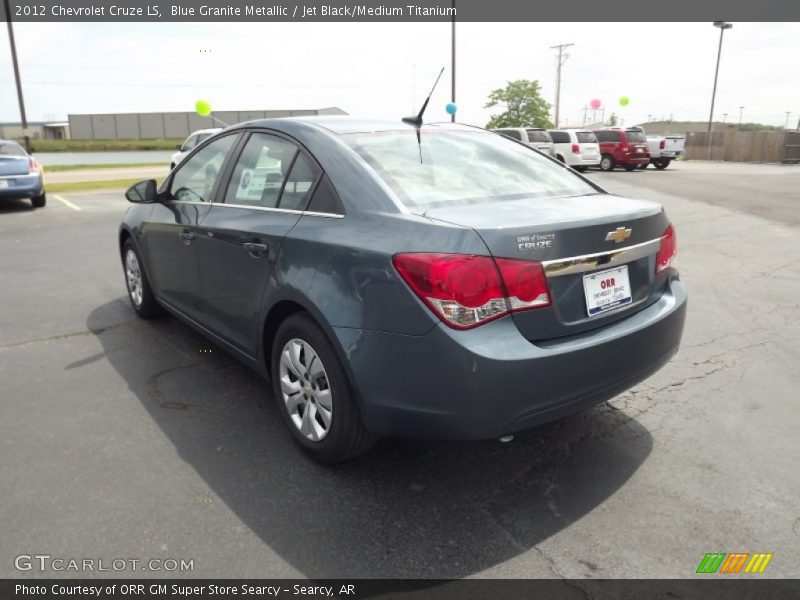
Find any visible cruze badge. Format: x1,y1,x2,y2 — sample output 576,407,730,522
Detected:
605,227,632,243
518,233,555,251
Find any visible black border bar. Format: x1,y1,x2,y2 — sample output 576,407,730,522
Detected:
1,0,799,22
2,580,800,600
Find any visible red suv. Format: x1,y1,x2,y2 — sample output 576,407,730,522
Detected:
595,128,650,171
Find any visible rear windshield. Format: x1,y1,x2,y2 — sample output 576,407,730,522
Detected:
576,132,597,143
495,129,523,141
0,142,26,157
549,131,570,144
526,129,551,143
344,129,596,210
626,131,646,143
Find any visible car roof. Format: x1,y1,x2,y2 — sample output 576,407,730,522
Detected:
231,116,481,135
189,128,223,135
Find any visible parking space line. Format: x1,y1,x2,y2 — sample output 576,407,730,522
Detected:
52,194,82,211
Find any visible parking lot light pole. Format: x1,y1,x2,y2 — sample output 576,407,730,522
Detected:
3,0,32,154
707,21,733,160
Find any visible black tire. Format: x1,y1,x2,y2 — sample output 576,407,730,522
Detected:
271,312,377,463
122,238,162,318
624,165,636,172
637,164,648,170
654,158,671,170
556,154,565,163
31,193,46,208
599,155,615,171
574,166,587,172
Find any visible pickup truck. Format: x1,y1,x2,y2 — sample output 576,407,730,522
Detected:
645,134,685,169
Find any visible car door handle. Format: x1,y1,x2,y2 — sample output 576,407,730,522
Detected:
180,229,195,244
243,242,268,258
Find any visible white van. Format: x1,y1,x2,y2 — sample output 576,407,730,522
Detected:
547,129,601,171
492,127,555,157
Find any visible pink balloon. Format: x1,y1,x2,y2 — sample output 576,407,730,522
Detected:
590,98,602,110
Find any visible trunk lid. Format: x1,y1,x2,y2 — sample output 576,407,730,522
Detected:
0,156,30,177
423,193,669,341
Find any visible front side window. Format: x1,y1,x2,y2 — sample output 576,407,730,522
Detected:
345,128,596,210
181,135,199,152
224,133,298,208
168,134,237,203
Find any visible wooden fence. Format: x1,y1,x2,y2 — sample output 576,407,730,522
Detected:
685,130,797,163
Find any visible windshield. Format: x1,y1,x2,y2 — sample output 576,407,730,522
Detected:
0,142,26,157
626,131,646,143
344,129,596,209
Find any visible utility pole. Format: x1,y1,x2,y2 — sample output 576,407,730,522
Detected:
4,0,31,153
582,106,588,125
722,113,727,125
738,106,744,128
450,0,456,123
785,111,791,130
550,42,574,128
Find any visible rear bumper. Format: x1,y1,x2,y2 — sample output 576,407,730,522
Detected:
334,277,687,440
0,174,43,199
568,153,600,166
619,155,650,166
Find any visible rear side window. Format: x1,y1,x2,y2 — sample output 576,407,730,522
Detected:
496,129,523,141
306,174,344,215
279,153,322,211
0,142,26,156
576,132,598,143
549,131,570,144
526,129,551,143
625,131,646,143
596,130,621,143
224,133,297,208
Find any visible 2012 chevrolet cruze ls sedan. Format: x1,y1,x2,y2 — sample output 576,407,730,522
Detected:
120,117,686,463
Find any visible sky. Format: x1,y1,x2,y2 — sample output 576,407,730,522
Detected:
0,21,798,129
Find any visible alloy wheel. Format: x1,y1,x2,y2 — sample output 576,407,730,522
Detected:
279,338,333,441
125,249,143,306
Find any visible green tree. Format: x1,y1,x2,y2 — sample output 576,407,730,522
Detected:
484,79,553,129
608,113,618,126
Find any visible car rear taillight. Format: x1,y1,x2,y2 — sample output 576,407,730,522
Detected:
621,144,629,153
655,225,677,275
393,253,551,330
28,157,40,174
659,138,666,150
571,143,580,154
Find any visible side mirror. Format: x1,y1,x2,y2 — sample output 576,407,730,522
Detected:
174,144,183,151
125,179,158,204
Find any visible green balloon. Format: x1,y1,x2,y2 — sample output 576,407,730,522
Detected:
195,99,212,117
619,96,630,107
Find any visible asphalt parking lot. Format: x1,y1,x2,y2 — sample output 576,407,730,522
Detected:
1,161,798,579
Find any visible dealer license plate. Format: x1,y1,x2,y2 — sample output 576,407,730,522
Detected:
583,265,632,317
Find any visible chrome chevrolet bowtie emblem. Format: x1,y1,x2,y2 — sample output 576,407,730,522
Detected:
605,226,632,243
